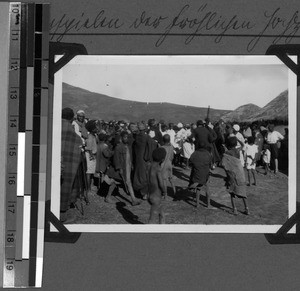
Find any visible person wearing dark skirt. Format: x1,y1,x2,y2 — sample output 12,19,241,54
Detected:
189,142,215,209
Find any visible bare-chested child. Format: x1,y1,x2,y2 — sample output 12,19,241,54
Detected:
148,147,167,224
161,134,176,198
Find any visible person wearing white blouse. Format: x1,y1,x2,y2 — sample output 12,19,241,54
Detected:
265,124,284,174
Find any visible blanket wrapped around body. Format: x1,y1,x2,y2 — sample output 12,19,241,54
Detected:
61,119,83,211
221,153,247,198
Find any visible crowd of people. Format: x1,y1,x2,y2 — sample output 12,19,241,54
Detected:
60,107,289,224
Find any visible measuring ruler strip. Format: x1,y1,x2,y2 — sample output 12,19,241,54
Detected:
5,2,22,287
0,2,11,285
4,2,22,288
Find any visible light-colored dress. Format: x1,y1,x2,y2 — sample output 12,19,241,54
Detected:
229,132,245,166
85,133,97,174
182,141,195,159
262,149,271,164
244,144,258,170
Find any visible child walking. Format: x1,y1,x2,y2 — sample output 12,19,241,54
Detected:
262,144,271,175
244,136,258,186
148,147,167,224
221,137,249,215
161,134,176,198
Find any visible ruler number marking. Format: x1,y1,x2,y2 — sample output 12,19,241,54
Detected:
6,261,14,271
7,176,16,185
10,61,19,71
10,91,18,99
6,232,15,244
8,145,17,157
7,203,16,213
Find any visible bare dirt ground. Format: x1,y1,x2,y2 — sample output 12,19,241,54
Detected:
72,165,288,225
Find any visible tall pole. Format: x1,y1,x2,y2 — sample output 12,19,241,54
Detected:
206,105,210,121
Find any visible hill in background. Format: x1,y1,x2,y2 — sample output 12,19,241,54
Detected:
221,90,288,123
62,83,230,123
222,104,261,122
62,83,288,124
247,90,288,122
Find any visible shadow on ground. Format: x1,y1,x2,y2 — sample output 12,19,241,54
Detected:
173,186,233,213
116,202,144,224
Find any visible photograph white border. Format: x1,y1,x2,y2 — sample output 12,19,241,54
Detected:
51,55,297,233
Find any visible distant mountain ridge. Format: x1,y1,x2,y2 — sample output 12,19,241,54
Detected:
62,83,288,123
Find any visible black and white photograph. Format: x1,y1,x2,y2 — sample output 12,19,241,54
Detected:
52,55,296,232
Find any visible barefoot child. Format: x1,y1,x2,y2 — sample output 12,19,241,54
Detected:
262,144,271,175
244,136,258,186
189,142,214,209
95,133,109,179
161,134,176,198
148,147,167,224
221,137,249,215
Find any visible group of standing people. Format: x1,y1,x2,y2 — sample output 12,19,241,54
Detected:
60,107,288,223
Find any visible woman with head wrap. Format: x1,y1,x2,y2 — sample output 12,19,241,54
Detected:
72,110,88,144
230,124,245,167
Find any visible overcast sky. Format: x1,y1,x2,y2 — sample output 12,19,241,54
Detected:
61,56,289,110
